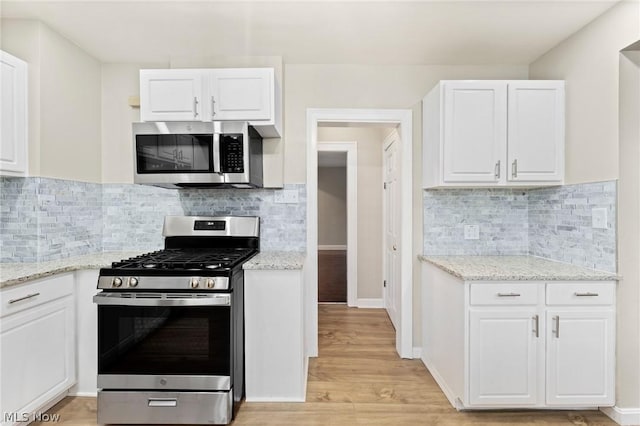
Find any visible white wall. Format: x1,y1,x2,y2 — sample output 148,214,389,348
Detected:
530,0,640,410
318,127,389,300
318,167,347,247
1,19,102,183
529,1,640,185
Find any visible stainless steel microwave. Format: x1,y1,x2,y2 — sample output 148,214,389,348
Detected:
132,121,263,188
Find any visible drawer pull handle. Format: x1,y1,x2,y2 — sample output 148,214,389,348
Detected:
8,292,41,304
575,292,599,297
533,315,539,338
148,398,177,407
497,293,520,297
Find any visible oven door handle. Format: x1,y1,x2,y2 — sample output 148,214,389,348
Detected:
93,293,231,307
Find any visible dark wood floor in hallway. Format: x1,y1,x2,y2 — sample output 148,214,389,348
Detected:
35,305,616,425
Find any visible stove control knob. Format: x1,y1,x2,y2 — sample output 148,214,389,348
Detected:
112,277,123,288
206,279,215,289
129,277,139,287
190,278,200,288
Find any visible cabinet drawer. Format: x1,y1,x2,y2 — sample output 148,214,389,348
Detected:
0,273,74,317
546,282,615,306
470,283,540,305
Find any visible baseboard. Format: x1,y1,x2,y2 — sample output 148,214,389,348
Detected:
68,391,98,397
318,245,347,250
601,406,640,425
412,347,422,359
421,354,459,410
357,298,384,308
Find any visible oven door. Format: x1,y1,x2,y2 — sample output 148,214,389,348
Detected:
94,292,233,391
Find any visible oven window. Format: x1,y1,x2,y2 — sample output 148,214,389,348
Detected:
98,305,230,376
136,134,213,173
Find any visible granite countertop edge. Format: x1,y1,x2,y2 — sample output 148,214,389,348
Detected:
418,255,619,282
0,251,147,289
243,251,306,270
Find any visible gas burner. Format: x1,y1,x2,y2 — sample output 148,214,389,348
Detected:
206,264,222,270
142,263,157,269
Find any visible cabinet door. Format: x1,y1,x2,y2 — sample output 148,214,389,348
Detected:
507,81,564,182
0,296,75,423
469,309,540,406
0,50,28,176
209,68,273,121
442,82,506,183
140,69,203,121
546,310,615,406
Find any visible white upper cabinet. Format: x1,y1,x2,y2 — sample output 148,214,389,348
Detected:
423,80,564,188
442,82,506,183
140,67,281,137
0,50,28,176
140,69,204,122
508,81,564,182
209,68,273,121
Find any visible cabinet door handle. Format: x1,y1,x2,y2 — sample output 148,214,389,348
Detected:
497,292,520,297
533,315,539,338
9,292,41,304
575,292,599,297
511,159,518,178
494,160,501,179
193,97,199,118
211,96,216,118
553,315,560,338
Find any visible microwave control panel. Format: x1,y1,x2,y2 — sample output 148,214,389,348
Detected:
220,134,244,173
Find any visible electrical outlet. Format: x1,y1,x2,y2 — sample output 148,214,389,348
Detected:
464,225,479,240
283,189,299,204
274,189,298,204
592,208,608,229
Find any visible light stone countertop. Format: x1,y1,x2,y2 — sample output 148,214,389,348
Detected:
243,251,305,270
418,255,618,281
0,251,146,289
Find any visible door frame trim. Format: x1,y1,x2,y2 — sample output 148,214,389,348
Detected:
318,141,358,308
306,108,413,359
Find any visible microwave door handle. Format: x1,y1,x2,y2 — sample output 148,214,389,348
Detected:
213,133,221,174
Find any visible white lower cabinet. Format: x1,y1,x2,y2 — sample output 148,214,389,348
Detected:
243,269,307,402
469,309,540,406
421,262,616,410
0,274,76,426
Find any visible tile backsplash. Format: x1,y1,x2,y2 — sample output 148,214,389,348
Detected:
1,176,306,262
423,181,617,272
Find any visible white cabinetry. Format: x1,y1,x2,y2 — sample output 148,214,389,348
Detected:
0,274,76,426
421,262,615,410
140,68,281,137
243,269,307,401
423,80,564,188
0,50,28,176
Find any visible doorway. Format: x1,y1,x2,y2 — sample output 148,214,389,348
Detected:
317,143,357,306
306,109,413,359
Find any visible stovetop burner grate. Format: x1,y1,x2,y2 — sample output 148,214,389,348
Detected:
111,248,255,271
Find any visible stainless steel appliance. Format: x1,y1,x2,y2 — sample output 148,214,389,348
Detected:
133,121,263,188
94,216,259,425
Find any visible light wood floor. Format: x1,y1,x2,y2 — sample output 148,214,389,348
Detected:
35,305,616,425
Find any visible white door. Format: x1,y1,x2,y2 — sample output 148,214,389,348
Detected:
383,133,400,329
507,81,564,182
546,310,615,406
442,81,507,183
469,309,540,406
0,50,28,176
140,69,204,121
208,68,272,121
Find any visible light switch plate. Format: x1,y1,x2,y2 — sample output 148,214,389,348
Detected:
274,189,298,204
464,225,479,240
592,208,608,229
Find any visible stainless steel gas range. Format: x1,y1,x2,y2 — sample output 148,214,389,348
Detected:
93,215,259,425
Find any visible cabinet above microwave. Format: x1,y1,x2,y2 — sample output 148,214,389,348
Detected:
139,68,281,138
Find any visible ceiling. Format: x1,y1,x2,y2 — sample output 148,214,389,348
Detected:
0,1,621,65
